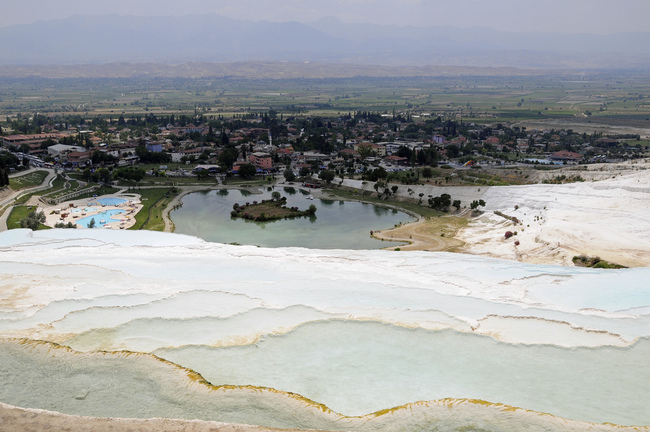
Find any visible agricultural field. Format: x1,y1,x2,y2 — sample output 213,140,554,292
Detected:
2,73,650,130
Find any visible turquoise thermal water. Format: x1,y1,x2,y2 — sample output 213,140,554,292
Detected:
155,320,650,426
70,207,97,213
96,198,127,206
75,209,127,227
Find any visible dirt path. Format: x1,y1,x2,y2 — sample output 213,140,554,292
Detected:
372,216,468,252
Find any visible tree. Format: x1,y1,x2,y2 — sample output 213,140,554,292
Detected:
283,167,296,182
364,166,387,182
20,210,46,230
470,199,486,210
357,143,373,160
319,170,335,184
220,129,230,146
88,218,96,228
54,221,77,228
299,166,311,177
452,199,461,209
422,167,433,179
238,163,257,179
271,191,281,201
196,169,212,180
428,193,452,211
97,168,112,184
218,147,239,170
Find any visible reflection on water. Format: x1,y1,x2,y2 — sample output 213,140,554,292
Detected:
283,187,297,195
172,189,415,249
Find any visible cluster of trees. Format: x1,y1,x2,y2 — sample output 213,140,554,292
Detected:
81,167,111,183
54,221,77,228
362,167,388,182
81,166,148,185
0,153,20,183
113,167,146,183
0,168,11,187
20,210,45,230
470,199,486,210
238,163,257,179
395,146,439,166
428,194,461,211
135,144,171,164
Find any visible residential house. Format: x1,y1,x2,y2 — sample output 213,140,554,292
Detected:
549,150,583,163
248,152,273,171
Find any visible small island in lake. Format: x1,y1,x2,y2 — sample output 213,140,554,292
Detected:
231,195,316,222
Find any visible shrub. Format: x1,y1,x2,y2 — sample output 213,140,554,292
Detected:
504,231,514,239
514,240,520,246
54,222,77,229
20,210,46,230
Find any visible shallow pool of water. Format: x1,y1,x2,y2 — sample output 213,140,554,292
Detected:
75,209,127,228
171,188,416,249
70,207,97,214
156,321,650,425
96,198,127,206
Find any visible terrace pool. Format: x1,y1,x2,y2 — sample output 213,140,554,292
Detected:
75,209,127,228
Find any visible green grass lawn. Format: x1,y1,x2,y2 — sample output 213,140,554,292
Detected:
9,170,49,190
130,187,179,231
6,205,50,230
73,186,121,200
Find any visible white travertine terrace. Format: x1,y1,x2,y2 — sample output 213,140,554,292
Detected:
0,227,649,429
1,162,650,430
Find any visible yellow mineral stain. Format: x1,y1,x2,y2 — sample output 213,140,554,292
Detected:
1,337,645,428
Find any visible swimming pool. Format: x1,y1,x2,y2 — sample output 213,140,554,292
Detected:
75,209,127,228
97,198,127,206
71,207,98,214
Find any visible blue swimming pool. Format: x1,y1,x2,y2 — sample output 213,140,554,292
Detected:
75,209,127,228
97,198,127,206
71,207,97,214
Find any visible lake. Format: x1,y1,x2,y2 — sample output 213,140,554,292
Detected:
170,187,416,249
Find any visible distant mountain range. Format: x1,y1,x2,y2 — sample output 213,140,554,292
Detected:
1,14,650,70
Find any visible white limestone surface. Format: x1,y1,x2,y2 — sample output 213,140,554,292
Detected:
0,229,649,428
457,163,650,267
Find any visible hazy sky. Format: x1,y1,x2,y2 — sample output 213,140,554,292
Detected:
2,0,648,34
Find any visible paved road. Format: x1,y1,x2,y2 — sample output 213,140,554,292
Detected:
0,169,57,232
